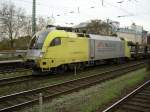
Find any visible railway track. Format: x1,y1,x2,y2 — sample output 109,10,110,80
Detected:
0,61,146,100
102,80,150,112
0,61,145,112
0,68,30,74
0,74,33,87
0,61,145,90
0,60,28,72
0,68,31,80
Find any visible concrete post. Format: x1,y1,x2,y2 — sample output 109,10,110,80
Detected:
39,93,43,112
74,65,77,76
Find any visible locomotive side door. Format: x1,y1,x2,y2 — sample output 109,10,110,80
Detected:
89,39,95,59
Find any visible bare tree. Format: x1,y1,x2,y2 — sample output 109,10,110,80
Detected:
36,17,47,31
23,16,32,36
86,20,113,35
22,16,47,37
0,2,26,48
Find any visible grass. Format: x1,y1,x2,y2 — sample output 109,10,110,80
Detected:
24,68,149,112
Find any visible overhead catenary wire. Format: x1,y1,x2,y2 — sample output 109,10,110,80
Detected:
104,1,134,16
2,0,149,16
1,0,150,29
0,0,138,18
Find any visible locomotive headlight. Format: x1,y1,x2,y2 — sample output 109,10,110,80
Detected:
39,51,45,58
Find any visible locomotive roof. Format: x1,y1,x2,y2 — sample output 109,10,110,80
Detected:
89,34,121,41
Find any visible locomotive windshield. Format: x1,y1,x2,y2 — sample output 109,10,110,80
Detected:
29,31,49,49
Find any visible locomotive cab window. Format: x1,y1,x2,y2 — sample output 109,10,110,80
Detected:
29,30,50,49
50,37,61,46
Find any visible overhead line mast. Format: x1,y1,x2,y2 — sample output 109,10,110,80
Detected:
32,0,36,36
102,0,104,6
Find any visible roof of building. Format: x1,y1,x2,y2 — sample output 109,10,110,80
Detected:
117,28,142,35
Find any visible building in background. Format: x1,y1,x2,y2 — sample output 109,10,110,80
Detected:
74,21,148,45
73,21,89,33
73,19,119,35
106,19,120,32
117,23,148,44
147,34,150,45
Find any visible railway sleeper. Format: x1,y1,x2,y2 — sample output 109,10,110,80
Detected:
141,91,150,95
65,83,80,88
121,104,149,112
134,95,150,100
126,101,150,108
43,89,62,96
1,101,14,108
142,89,150,93
131,98,150,104
45,88,66,94
22,95,36,101
138,92,150,96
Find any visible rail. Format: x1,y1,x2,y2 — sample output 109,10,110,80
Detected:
102,80,150,112
0,62,145,112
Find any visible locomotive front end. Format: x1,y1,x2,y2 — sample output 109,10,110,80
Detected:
26,30,50,70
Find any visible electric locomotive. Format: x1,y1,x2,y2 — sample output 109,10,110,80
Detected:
26,26,131,73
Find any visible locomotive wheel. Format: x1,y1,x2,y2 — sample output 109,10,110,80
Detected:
78,63,85,70
57,65,68,74
76,63,81,70
75,63,86,71
68,63,86,71
68,63,75,71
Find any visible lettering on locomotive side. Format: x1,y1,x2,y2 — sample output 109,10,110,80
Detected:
96,42,116,52
97,42,116,48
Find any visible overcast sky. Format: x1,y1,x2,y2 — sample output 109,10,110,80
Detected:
1,0,150,31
